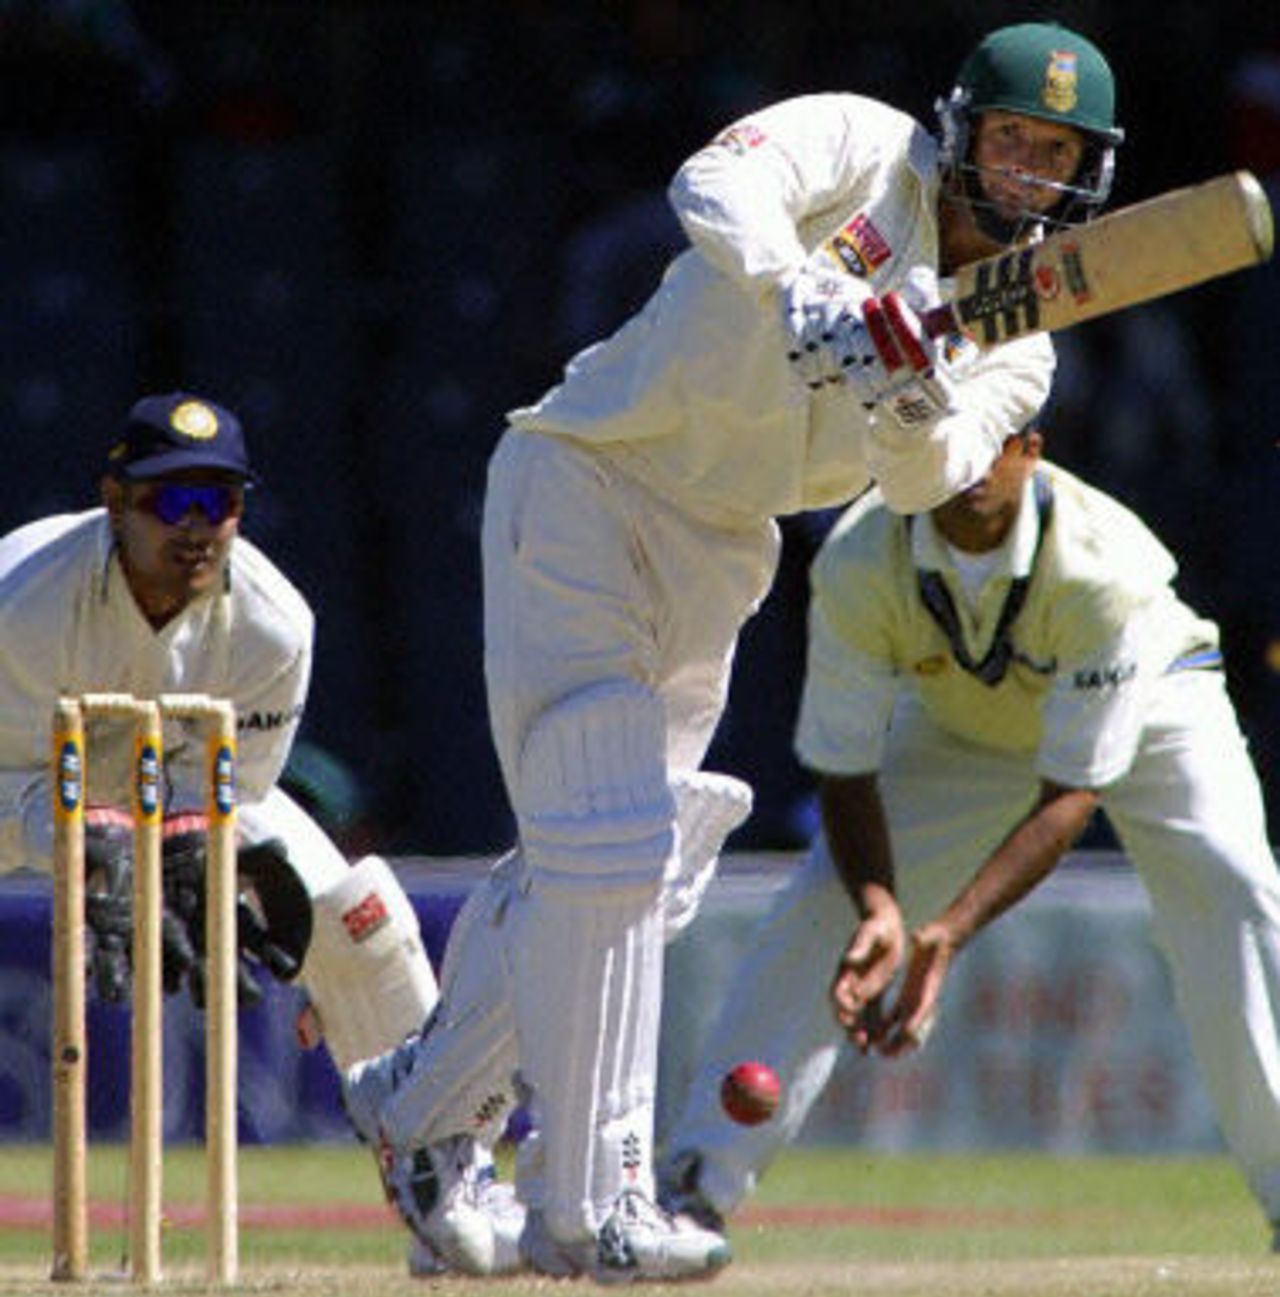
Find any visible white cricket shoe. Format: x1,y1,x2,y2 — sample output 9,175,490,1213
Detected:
344,1035,526,1275
520,1188,732,1284
380,1134,527,1276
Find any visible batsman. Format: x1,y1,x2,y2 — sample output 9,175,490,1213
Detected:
343,20,1131,1281
0,392,461,1270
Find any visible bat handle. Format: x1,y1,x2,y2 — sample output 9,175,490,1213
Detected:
920,303,961,340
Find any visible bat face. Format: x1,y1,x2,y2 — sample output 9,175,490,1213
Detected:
923,171,1274,349
952,246,1040,345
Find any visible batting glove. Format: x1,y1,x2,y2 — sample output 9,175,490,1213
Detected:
779,264,874,390
834,292,956,427
83,806,134,1004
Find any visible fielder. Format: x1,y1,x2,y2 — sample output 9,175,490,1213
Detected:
344,21,1126,1281
0,392,508,1273
656,425,1280,1252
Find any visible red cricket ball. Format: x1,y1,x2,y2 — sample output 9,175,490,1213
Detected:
720,1060,781,1126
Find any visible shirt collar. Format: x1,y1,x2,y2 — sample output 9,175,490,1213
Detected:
911,473,1042,581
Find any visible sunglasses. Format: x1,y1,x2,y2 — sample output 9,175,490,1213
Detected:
135,483,245,526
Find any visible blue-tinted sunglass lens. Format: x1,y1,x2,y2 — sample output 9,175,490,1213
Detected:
150,484,237,525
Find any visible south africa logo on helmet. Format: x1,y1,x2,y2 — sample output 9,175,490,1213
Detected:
957,21,1121,143
1042,50,1079,115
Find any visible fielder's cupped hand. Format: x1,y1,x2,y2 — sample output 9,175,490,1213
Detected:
830,900,905,1054
875,921,953,1057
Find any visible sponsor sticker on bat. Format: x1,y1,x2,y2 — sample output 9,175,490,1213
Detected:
956,247,1039,343
1034,265,1061,300
1061,243,1092,302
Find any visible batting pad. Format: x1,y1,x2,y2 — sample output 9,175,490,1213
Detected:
381,853,523,1150
663,770,753,939
302,854,439,1072
510,883,665,1239
517,681,678,898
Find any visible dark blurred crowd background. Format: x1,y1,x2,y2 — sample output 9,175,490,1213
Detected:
3,1,1278,856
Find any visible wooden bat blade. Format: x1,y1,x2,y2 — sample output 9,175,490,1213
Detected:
922,171,1274,349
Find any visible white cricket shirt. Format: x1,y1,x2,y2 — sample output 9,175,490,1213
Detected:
507,93,1055,527
0,509,314,869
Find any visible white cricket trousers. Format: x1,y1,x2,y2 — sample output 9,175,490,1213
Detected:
664,671,1280,1224
482,429,777,1239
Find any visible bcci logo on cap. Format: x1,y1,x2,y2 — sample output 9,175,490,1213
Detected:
169,400,219,441
1042,49,1079,114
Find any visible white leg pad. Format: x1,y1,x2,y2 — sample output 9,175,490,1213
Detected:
518,681,677,899
510,885,665,1240
381,853,524,1148
662,770,753,939
301,854,439,1072
510,681,676,1239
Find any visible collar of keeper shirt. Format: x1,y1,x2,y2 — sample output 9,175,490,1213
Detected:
908,472,1054,687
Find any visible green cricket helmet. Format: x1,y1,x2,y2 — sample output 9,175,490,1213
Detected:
937,22,1124,242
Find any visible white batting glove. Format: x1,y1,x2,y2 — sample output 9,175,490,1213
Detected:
835,292,956,428
779,265,874,390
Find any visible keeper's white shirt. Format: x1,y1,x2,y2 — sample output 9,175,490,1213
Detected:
507,93,1055,527
796,461,1220,789
0,509,314,870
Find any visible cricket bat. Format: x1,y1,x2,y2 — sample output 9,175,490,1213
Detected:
921,170,1274,348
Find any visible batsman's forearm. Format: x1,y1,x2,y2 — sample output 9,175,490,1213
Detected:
936,784,1098,949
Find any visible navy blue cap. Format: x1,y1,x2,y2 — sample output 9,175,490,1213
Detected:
107,392,258,483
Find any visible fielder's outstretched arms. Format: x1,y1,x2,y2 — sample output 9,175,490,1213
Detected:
658,426,1280,1253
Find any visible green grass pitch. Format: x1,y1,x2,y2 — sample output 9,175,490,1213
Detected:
0,1143,1274,1294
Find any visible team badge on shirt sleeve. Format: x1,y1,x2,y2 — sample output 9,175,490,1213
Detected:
827,213,892,278
713,122,767,155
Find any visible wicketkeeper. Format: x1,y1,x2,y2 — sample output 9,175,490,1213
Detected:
0,392,480,1271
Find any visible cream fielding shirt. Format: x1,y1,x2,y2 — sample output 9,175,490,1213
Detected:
795,461,1219,789
507,93,1055,527
0,509,313,870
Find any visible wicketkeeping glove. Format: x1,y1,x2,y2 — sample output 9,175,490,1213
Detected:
235,838,310,983
161,814,265,1009
83,806,134,1004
